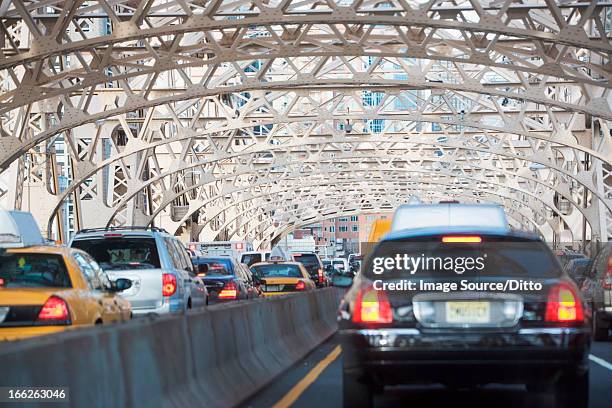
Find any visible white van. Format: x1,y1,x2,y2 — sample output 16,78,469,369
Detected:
391,203,508,232
240,251,271,267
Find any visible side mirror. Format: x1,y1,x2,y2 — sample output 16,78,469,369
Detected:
111,278,132,292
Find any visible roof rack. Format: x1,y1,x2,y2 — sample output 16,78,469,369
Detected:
76,226,169,234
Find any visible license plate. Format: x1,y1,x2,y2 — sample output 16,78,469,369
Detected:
265,285,281,292
446,301,490,324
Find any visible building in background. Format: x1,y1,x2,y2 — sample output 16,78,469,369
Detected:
293,213,392,259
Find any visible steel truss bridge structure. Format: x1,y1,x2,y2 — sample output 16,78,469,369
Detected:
0,0,610,249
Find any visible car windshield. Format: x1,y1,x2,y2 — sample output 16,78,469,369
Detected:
333,260,344,265
363,237,561,280
252,264,302,278
196,259,232,276
241,253,262,267
71,237,161,270
0,253,71,288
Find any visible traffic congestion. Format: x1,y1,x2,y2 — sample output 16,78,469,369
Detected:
0,209,351,340
1,202,612,408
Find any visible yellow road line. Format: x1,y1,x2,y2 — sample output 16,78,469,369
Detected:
272,345,342,408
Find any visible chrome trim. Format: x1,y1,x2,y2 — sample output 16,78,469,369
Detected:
341,328,421,336
341,327,588,336
517,327,587,335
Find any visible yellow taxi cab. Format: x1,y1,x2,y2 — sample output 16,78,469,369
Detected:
249,261,316,297
0,211,132,341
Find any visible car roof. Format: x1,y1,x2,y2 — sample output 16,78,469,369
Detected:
195,256,234,262
251,261,302,267
71,226,176,239
391,203,508,232
381,226,541,242
6,245,72,256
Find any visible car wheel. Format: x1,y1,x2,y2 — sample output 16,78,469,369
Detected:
593,310,609,341
554,370,588,408
343,370,373,408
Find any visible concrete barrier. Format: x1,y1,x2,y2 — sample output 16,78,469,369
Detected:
0,288,343,408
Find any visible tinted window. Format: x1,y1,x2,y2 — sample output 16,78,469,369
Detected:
74,252,103,290
0,253,71,288
364,237,561,280
241,253,262,267
71,237,161,270
165,238,190,271
195,258,233,276
252,264,303,278
293,253,320,266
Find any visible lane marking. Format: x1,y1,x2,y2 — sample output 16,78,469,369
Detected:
272,345,342,408
589,354,612,371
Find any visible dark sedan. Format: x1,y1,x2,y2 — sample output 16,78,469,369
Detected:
339,227,591,408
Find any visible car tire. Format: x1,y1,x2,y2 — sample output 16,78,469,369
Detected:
342,370,373,408
554,370,588,408
593,310,609,341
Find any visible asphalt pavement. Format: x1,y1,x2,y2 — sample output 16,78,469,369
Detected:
243,335,612,408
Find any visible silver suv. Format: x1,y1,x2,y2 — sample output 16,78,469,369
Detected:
69,227,208,316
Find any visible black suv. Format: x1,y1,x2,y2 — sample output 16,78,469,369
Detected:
339,226,591,408
292,252,328,287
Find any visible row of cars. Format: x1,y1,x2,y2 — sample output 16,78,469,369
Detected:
0,210,337,340
191,250,339,301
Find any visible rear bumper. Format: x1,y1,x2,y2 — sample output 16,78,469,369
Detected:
0,326,71,341
131,301,172,316
340,327,590,385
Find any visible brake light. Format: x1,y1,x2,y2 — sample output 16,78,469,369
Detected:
442,236,482,243
218,281,238,299
37,296,70,322
162,274,177,297
545,282,583,323
603,256,612,290
295,280,306,291
352,286,392,324
318,268,324,284
104,233,123,238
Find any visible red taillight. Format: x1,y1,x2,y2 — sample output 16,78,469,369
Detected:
545,282,584,323
352,286,393,324
103,233,123,238
318,268,324,284
295,280,306,291
37,296,70,322
442,236,482,243
603,256,612,290
162,273,177,297
218,281,238,299
0,278,4,286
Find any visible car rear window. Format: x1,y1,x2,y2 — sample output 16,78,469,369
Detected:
252,264,302,278
196,259,232,276
71,237,161,270
293,253,320,266
241,253,262,267
363,236,561,280
0,253,71,288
